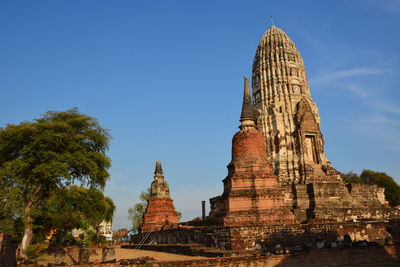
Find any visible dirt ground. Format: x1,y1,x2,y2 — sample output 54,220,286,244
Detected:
38,246,206,265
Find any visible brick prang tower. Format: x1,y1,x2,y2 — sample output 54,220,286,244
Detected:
208,77,295,226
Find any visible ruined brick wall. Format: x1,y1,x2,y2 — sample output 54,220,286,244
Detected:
292,183,400,223
0,233,17,267
228,222,392,250
131,221,394,251
131,226,228,249
26,246,397,267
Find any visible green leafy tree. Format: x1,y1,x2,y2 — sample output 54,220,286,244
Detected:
128,189,150,232
342,170,400,206
341,171,364,184
0,179,24,237
84,189,115,238
0,108,111,258
35,185,115,244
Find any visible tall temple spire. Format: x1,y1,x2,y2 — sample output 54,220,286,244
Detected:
252,26,340,184
239,77,256,130
154,160,163,175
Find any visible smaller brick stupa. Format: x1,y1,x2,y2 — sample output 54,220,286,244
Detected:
209,77,296,226
140,161,179,233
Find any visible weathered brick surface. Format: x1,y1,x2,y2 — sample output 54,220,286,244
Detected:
208,117,295,226
141,197,179,233
231,129,268,162
21,246,399,266
0,233,17,267
132,221,397,251
140,161,179,233
292,182,400,223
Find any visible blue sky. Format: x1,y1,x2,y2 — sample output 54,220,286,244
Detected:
0,0,399,230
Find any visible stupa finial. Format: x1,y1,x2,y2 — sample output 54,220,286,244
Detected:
239,77,256,130
154,160,163,175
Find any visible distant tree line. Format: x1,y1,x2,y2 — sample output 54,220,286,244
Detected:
128,189,151,233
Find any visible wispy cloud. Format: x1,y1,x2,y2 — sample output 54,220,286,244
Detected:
318,65,400,151
343,114,400,151
353,0,400,15
346,115,399,126
310,65,399,115
347,83,369,98
370,99,400,114
310,67,389,85
333,68,388,77
342,83,400,115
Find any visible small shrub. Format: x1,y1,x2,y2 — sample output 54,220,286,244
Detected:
24,243,47,263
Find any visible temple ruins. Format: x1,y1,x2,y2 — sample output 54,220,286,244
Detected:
132,25,400,255
251,26,397,223
140,161,179,233
208,77,295,226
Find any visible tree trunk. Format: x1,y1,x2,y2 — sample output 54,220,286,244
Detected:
54,247,66,265
20,185,42,259
20,219,33,259
102,247,115,262
95,225,100,241
78,247,91,264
